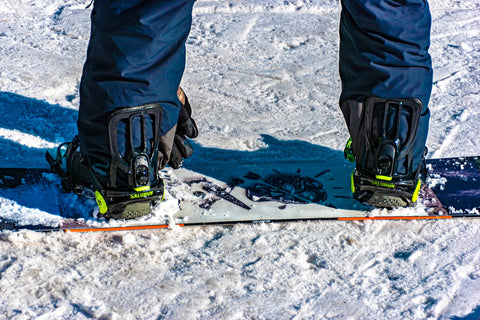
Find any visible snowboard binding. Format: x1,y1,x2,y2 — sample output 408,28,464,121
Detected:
47,104,166,220
345,97,428,208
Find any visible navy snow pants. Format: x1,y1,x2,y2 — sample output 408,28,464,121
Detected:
78,0,432,176
78,0,196,175
339,0,433,106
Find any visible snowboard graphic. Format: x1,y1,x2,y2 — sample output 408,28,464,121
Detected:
0,156,479,232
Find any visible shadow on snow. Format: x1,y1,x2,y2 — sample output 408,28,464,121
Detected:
0,91,77,168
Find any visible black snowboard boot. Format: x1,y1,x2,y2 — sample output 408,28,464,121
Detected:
47,87,198,220
341,96,429,208
47,104,166,220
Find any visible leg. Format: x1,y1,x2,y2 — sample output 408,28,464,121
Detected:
78,0,196,183
47,0,197,219
339,0,433,207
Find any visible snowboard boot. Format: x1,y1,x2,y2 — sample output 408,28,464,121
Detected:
47,104,166,220
342,97,429,208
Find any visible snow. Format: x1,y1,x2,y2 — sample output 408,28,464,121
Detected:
1,0,480,318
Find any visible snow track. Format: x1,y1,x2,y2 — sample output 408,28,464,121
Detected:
1,0,480,319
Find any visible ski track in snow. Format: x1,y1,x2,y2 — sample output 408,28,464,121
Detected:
0,0,480,319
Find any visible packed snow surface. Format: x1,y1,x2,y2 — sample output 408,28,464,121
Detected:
1,0,480,318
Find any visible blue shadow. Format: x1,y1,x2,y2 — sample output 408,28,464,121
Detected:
0,92,79,220
0,91,78,168
183,134,348,182
451,306,480,320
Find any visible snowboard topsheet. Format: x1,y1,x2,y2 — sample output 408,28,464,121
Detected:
0,156,479,232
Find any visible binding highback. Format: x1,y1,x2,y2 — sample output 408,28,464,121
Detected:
107,104,163,191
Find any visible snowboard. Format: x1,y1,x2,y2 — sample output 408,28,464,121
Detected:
0,156,479,232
